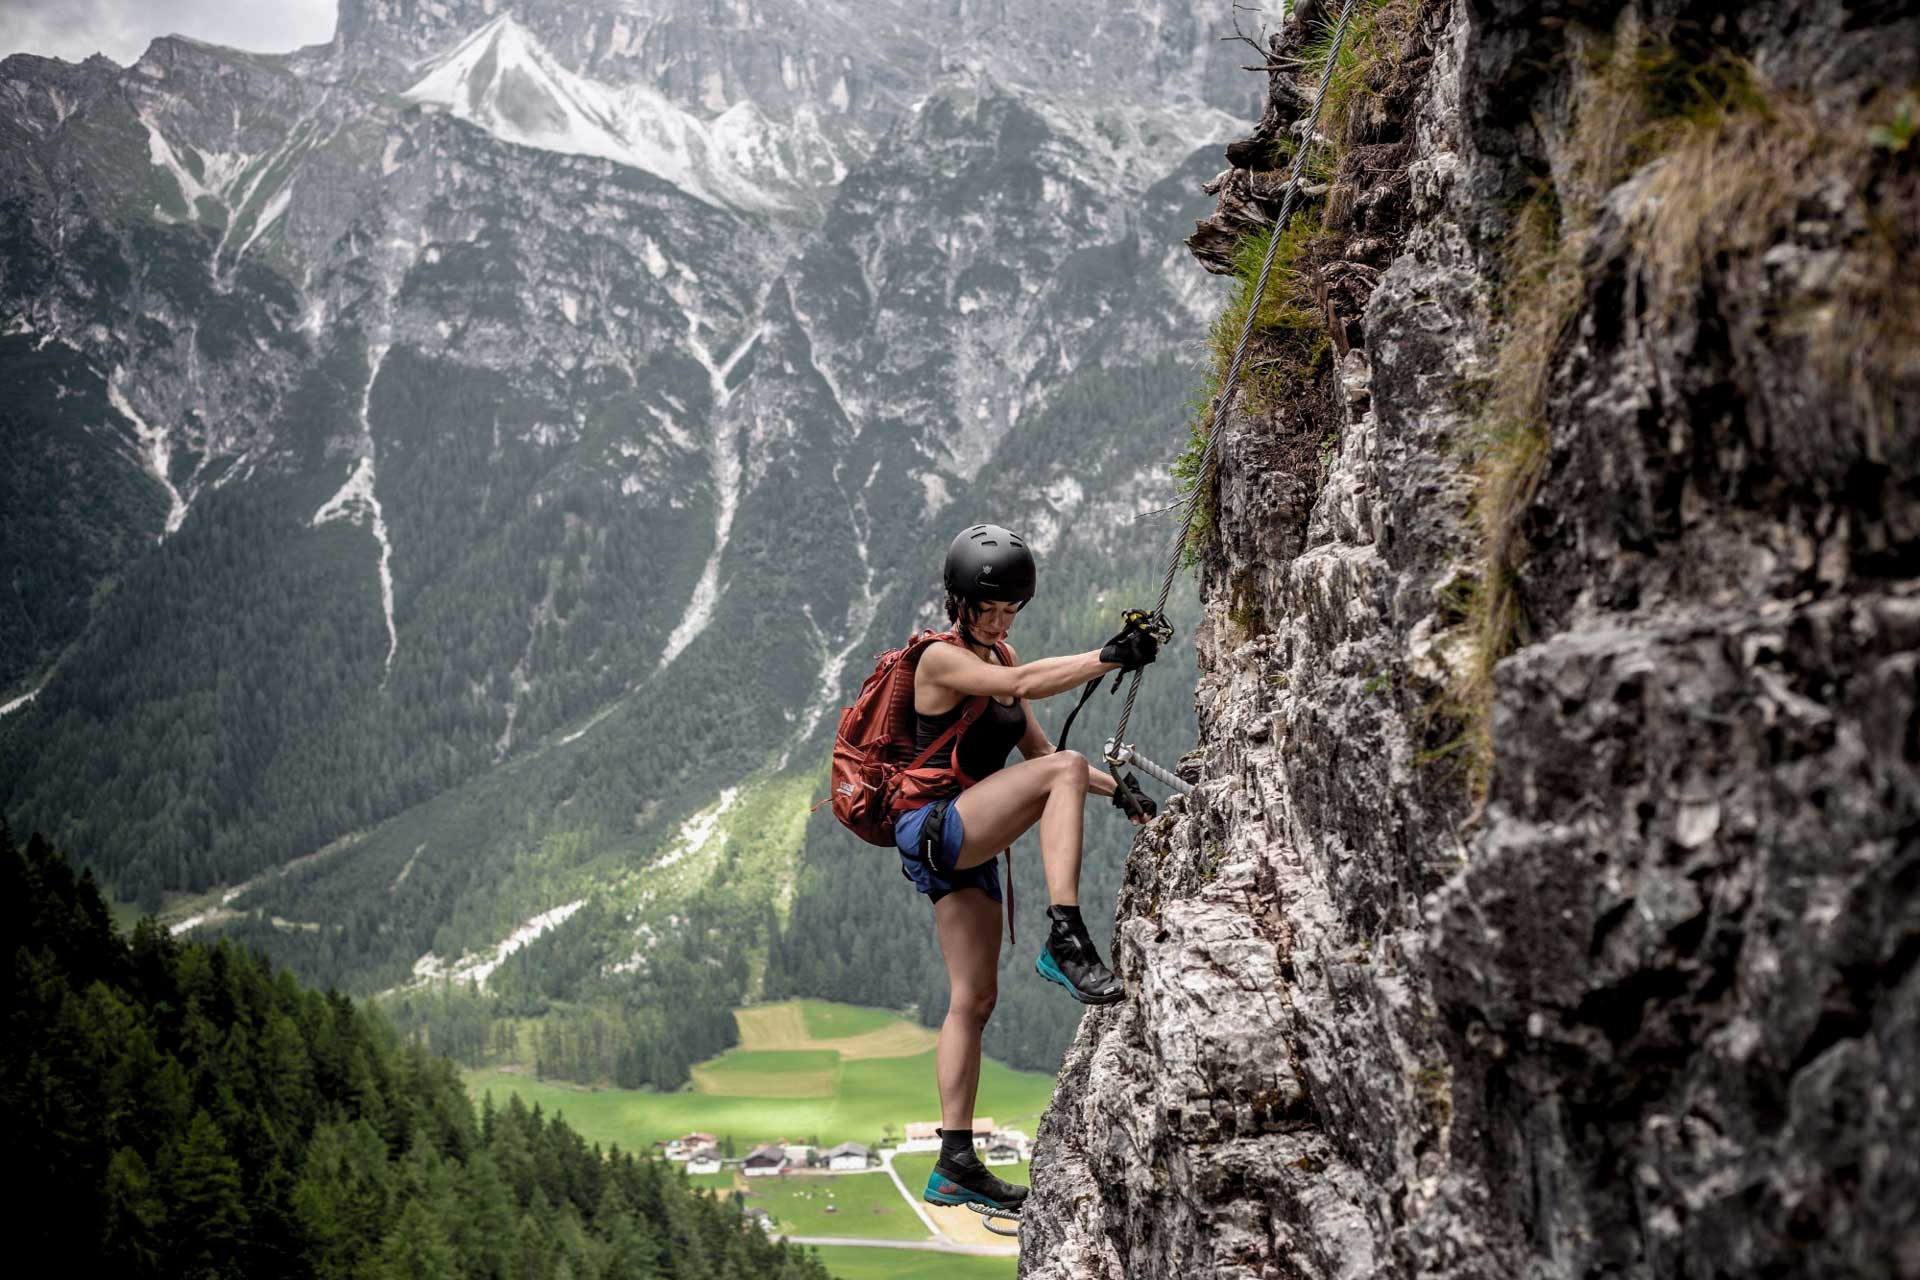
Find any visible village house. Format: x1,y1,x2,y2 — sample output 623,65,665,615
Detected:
664,1131,718,1161
685,1146,723,1175
983,1137,1020,1166
742,1144,788,1177
823,1141,870,1171
900,1122,941,1152
783,1143,813,1165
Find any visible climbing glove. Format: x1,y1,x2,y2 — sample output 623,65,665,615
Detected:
1099,627,1160,672
1112,771,1155,820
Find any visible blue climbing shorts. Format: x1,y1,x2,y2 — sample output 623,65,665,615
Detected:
894,798,1002,905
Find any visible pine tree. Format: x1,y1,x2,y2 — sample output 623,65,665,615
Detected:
375,1199,461,1280
100,1145,164,1273
163,1110,251,1278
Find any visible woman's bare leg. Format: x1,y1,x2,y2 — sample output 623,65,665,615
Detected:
933,887,1003,1130
950,750,1090,906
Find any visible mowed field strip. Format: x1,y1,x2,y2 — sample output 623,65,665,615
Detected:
734,1001,939,1060
690,1047,840,1098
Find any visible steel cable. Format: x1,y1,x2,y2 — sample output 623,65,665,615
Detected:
1105,0,1363,780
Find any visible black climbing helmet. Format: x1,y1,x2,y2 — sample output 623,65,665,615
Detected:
943,523,1036,606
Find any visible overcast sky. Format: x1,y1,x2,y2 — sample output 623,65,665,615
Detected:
0,0,337,65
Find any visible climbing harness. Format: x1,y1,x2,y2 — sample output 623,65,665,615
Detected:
1066,0,1362,808
963,1201,1021,1238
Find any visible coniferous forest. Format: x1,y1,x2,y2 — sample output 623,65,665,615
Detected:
2,820,827,1280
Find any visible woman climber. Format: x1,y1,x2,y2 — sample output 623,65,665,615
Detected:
900,522,1159,1216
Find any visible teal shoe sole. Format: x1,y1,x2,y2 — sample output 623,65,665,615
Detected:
923,1171,1019,1211
1035,948,1124,1005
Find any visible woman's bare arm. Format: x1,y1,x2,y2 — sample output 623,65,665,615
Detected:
1008,652,1120,798
920,640,1114,702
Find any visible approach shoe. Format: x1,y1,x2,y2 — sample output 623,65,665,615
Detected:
1036,923,1125,1005
924,1154,1028,1214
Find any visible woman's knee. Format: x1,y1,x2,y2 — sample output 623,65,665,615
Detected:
1050,749,1090,788
949,986,998,1026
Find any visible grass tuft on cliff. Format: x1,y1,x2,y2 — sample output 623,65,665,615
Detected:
1625,88,1920,437
1300,0,1422,149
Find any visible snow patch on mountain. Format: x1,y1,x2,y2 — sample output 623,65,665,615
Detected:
0,684,42,718
312,345,399,673
793,536,885,746
234,184,294,260
403,13,788,209
653,786,741,873
409,898,588,990
108,372,190,538
655,318,759,672
140,111,213,213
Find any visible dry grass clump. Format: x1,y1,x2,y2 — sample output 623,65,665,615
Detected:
1453,194,1586,781
1627,90,1920,436
1449,24,1769,789
1446,17,1920,792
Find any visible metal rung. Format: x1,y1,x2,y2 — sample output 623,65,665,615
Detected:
1105,739,1194,795
962,1202,1021,1237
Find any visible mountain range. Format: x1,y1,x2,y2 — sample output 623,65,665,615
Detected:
0,0,1247,1068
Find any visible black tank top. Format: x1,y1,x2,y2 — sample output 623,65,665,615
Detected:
914,692,1027,782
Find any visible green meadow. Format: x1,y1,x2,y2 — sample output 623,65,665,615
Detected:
738,1171,927,1240
465,1000,1055,1154
798,1001,899,1039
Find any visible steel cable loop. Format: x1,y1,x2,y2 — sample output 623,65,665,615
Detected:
1105,0,1361,779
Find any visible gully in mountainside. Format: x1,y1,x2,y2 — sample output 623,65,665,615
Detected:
862,523,1160,1217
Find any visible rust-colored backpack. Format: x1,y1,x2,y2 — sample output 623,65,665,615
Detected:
825,628,1011,846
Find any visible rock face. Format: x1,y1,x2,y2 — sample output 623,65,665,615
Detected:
1025,1,1920,1277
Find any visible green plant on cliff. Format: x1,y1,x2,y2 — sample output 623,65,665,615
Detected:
1173,0,1420,568
1175,215,1332,564
1270,135,1339,186
1869,94,1916,152
1301,0,1421,148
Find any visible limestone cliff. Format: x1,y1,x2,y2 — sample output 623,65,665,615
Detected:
1024,1,1920,1276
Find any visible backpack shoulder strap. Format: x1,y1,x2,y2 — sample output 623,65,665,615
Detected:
902,630,989,771
903,694,986,771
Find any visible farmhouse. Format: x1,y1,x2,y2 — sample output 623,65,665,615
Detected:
685,1147,723,1175
664,1131,718,1161
984,1138,1020,1166
742,1145,788,1176
823,1141,870,1171
900,1122,941,1152
783,1143,813,1165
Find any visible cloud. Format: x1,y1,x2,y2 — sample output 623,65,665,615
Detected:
0,0,337,66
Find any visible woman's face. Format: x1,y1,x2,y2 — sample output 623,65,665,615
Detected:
968,599,1020,644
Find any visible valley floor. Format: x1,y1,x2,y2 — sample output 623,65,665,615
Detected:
465,999,1037,1277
